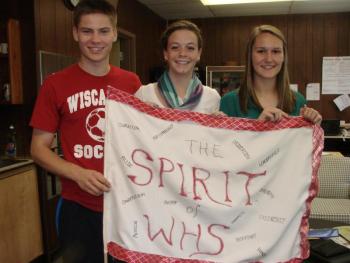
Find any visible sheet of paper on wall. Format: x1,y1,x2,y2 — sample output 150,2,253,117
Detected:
322,56,350,94
333,94,350,111
306,83,320,101
290,84,298,92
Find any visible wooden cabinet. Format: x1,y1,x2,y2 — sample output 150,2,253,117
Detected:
0,18,23,104
0,164,43,263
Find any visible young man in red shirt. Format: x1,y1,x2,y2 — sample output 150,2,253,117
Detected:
30,0,141,262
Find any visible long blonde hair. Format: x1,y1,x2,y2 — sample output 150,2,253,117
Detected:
239,25,295,113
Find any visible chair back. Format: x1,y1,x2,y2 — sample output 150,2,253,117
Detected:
317,156,350,199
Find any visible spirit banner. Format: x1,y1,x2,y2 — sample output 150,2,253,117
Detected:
103,88,323,263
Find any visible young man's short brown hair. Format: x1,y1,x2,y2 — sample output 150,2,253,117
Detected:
73,0,117,27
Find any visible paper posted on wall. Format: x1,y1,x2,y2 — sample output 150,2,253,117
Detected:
322,56,350,94
333,94,350,111
306,83,320,101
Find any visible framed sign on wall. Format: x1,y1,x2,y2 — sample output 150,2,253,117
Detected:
206,65,245,96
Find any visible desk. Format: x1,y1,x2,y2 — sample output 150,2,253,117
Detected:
324,135,350,139
309,218,348,229
306,219,350,263
322,151,344,157
324,136,350,157
324,128,350,139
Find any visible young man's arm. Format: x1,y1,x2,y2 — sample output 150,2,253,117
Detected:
30,128,110,196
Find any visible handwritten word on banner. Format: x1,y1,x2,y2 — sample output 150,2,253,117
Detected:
103,88,323,263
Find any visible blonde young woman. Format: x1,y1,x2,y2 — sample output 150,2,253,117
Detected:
220,25,322,124
135,20,220,114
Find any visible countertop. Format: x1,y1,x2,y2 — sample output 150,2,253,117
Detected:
0,158,34,174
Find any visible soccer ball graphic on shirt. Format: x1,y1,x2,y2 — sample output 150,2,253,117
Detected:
86,108,105,142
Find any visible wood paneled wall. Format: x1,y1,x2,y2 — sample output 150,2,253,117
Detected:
35,0,84,58
192,13,350,121
118,0,165,82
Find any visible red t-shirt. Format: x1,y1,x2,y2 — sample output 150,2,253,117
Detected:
30,64,141,212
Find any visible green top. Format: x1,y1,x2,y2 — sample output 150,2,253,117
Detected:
219,89,307,119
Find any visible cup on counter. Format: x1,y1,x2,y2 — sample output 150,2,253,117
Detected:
0,43,8,54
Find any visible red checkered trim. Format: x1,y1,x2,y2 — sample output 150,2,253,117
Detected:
108,87,313,131
108,242,304,263
108,242,218,263
298,124,324,259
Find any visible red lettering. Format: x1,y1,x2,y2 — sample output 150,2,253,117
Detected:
180,223,201,251
128,149,153,186
237,171,266,205
143,214,229,258
144,214,174,246
190,224,229,257
177,163,188,197
127,148,266,208
192,167,231,207
158,157,174,187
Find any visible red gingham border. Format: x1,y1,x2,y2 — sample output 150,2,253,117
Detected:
107,88,324,263
108,87,314,132
297,124,324,260
108,242,218,263
108,241,304,263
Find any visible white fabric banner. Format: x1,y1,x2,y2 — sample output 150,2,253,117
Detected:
103,88,323,263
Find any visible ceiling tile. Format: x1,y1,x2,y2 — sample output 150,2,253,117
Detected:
137,0,350,19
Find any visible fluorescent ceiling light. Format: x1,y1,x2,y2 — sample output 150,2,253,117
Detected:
201,0,297,5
